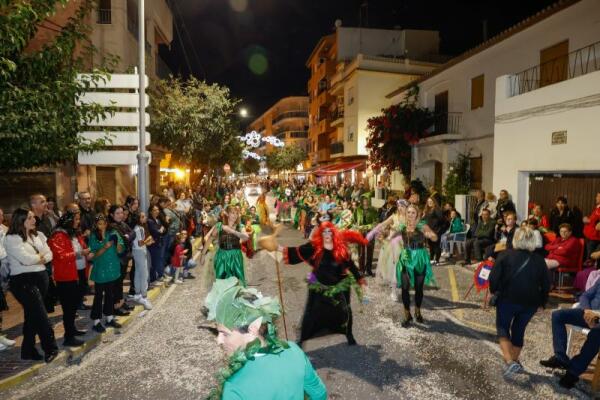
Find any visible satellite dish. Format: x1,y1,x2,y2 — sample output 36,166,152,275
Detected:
334,19,342,28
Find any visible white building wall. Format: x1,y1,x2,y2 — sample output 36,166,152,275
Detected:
389,0,600,193
494,69,600,218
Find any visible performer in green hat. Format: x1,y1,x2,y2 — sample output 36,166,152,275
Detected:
204,277,327,400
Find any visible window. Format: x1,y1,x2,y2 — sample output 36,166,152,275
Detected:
540,40,569,87
127,0,139,39
97,0,111,24
471,75,484,110
347,87,355,106
347,125,354,142
433,91,448,135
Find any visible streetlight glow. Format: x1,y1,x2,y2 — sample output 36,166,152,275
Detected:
240,108,248,118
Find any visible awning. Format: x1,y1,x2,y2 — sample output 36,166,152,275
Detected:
313,160,366,176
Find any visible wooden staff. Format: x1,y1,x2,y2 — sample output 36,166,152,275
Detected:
274,254,289,340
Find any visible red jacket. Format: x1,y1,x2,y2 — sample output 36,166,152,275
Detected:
170,243,186,268
545,235,581,269
584,206,600,241
48,231,88,282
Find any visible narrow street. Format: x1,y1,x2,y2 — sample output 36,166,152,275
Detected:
2,222,592,400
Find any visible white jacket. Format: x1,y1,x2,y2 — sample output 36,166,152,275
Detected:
0,225,7,260
5,232,53,276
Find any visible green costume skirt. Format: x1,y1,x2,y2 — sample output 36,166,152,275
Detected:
396,248,436,288
251,224,261,251
214,248,246,286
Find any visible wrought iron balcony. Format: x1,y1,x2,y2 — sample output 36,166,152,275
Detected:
510,41,600,96
97,9,111,24
431,112,461,136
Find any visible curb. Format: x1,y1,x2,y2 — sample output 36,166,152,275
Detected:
0,281,168,393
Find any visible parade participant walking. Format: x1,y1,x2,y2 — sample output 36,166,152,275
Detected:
5,209,58,361
396,204,438,327
89,215,123,332
273,221,367,347
256,193,271,227
489,227,549,377
47,210,91,347
354,196,378,276
204,205,249,285
204,277,327,400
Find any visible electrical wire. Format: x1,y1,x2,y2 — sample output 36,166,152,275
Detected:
171,0,207,80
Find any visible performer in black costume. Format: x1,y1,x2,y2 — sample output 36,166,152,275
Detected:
276,221,368,347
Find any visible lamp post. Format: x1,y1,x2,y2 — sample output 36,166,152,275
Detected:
137,0,149,211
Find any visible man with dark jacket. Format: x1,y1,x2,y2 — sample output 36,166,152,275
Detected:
354,196,378,276
464,209,496,264
496,190,517,225
77,191,95,237
470,190,486,236
540,280,600,389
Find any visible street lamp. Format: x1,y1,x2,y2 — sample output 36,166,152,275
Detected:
240,107,248,118
137,0,149,211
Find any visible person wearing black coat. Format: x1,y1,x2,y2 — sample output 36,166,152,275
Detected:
549,196,584,238
423,197,448,264
496,190,517,224
489,227,550,377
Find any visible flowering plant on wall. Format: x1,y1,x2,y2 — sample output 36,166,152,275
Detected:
365,87,436,178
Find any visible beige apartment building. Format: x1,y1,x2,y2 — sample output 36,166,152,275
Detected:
247,97,309,163
2,0,174,211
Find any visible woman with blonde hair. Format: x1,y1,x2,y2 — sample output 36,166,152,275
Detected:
489,227,550,377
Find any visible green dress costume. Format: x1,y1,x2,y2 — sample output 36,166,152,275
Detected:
395,221,436,288
213,222,246,285
89,229,123,284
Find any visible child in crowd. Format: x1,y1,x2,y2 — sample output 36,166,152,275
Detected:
170,231,188,284
132,212,154,310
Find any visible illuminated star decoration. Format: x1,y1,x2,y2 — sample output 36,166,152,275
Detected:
238,130,284,159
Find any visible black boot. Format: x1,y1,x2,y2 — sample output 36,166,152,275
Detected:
401,308,413,328
558,372,579,389
415,307,424,323
539,355,567,370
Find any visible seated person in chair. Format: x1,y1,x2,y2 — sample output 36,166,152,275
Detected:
544,223,581,270
540,280,600,389
483,212,517,261
464,209,496,265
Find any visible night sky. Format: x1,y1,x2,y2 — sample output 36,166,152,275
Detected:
164,0,557,118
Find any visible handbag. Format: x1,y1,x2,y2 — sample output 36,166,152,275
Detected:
489,256,531,307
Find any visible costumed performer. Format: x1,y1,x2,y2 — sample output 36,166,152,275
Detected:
395,204,438,327
256,193,271,227
203,205,249,286
204,277,327,400
270,221,367,347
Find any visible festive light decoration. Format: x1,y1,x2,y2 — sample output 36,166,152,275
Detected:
238,130,285,160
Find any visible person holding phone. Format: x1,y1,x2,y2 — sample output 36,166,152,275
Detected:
89,215,124,333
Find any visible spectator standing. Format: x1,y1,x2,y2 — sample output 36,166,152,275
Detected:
5,209,58,362
131,212,153,309
496,190,516,225
147,205,166,285
484,192,498,220
0,209,16,351
471,190,486,233
77,191,95,236
108,205,134,315
45,197,61,228
30,194,57,313
549,197,578,237
423,197,448,265
94,198,111,218
489,227,550,377
88,215,123,332
162,198,182,270
48,210,90,347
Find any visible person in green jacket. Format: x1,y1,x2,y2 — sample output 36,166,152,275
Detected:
89,214,124,333
205,277,327,400
353,196,379,276
440,209,466,258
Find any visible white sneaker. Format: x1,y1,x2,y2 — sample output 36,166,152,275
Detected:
0,342,7,351
140,298,153,310
132,294,143,303
0,336,16,347
175,279,184,284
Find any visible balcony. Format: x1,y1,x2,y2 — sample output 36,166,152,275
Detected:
317,91,333,108
510,41,600,96
97,8,111,24
318,118,330,134
431,112,461,136
272,110,308,125
330,108,344,127
288,131,308,139
330,141,344,156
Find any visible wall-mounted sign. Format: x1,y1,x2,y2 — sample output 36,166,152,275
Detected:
551,130,567,145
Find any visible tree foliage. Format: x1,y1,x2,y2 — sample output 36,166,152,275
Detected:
240,157,260,175
365,87,436,178
265,145,306,172
443,150,472,204
149,76,242,170
0,0,112,170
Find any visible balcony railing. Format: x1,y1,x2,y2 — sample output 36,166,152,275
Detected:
431,112,461,136
330,141,344,155
330,108,344,120
272,111,308,124
289,131,308,139
510,41,600,96
97,9,111,24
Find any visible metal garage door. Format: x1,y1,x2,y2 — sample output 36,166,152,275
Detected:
529,174,600,216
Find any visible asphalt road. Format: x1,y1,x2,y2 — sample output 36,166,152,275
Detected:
2,222,594,399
